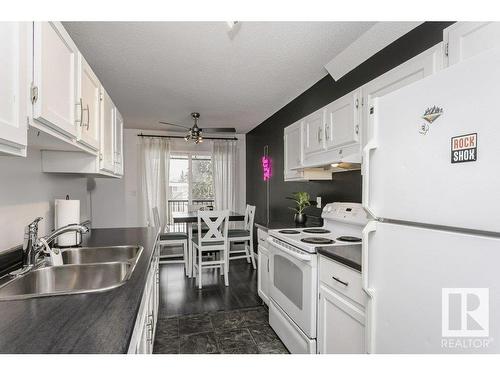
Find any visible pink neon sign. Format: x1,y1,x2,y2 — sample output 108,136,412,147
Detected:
261,156,272,181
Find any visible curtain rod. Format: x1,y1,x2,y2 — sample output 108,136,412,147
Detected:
137,133,238,141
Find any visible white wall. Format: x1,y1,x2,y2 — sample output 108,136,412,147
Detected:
0,147,89,252
90,128,246,228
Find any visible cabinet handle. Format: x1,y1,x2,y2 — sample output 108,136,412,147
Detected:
99,153,103,161
318,128,322,142
76,98,83,126
83,104,90,130
332,276,349,287
325,124,329,141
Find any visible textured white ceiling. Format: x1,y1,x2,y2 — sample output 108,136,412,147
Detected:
64,22,375,133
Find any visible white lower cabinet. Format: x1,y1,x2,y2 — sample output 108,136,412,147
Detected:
317,256,366,354
129,242,160,354
0,22,29,157
257,244,270,305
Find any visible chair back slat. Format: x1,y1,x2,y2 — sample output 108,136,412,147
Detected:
244,205,256,232
197,210,229,244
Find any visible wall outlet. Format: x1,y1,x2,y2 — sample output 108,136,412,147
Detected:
316,196,322,208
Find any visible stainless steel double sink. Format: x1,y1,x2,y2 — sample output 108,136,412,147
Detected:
0,245,143,301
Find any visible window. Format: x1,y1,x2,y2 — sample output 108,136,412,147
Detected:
168,153,214,220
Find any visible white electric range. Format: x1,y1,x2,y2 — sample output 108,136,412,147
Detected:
266,202,368,354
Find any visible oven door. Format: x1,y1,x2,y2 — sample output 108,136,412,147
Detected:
267,237,317,338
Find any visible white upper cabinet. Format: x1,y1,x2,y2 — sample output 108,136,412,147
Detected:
324,88,361,150
284,120,332,181
303,109,325,157
32,22,79,138
0,22,28,157
361,43,443,149
114,109,124,176
444,22,500,67
284,121,303,180
77,56,100,151
99,87,115,173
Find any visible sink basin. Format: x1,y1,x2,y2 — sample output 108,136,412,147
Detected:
0,262,133,301
61,245,143,265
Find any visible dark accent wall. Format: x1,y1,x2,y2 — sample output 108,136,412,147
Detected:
246,22,454,226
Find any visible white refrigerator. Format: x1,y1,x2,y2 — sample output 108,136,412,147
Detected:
362,46,500,353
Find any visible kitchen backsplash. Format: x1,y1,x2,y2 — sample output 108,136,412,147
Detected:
0,148,90,252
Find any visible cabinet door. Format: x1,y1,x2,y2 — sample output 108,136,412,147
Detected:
317,284,365,354
33,22,78,138
445,22,500,66
114,109,124,175
325,89,361,150
303,110,325,157
78,56,100,150
257,245,269,305
0,22,28,157
283,121,303,181
361,43,443,149
99,87,115,172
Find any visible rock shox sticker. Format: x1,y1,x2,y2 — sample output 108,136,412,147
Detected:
451,133,477,164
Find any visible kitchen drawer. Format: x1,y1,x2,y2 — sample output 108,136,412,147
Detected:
257,228,268,247
319,255,365,307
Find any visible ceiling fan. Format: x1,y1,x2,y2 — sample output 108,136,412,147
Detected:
159,112,236,144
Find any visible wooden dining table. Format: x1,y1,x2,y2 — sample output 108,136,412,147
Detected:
172,210,245,277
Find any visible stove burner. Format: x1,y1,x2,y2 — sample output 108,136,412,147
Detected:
300,237,335,245
279,229,301,234
336,236,362,243
302,228,331,234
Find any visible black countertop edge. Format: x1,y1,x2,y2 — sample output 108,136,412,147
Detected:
0,227,158,354
317,245,362,272
255,221,323,231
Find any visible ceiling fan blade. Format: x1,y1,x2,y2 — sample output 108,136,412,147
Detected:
158,121,191,130
201,127,236,133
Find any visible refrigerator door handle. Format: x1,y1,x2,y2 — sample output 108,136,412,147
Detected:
362,220,377,295
362,220,377,354
362,141,378,217
362,99,378,218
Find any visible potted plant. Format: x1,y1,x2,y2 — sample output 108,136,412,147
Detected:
288,192,311,225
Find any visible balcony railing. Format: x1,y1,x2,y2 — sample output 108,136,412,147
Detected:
167,199,214,232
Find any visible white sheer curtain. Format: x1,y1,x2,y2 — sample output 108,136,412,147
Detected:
212,140,237,211
140,137,170,228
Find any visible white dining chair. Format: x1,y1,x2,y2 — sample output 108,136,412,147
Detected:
227,204,256,269
153,207,189,275
191,210,230,289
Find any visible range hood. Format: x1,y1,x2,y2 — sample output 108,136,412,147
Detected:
291,143,361,173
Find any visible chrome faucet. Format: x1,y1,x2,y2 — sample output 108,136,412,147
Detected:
19,217,89,273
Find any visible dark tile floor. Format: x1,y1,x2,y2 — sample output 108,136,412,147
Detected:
153,306,289,354
154,254,288,354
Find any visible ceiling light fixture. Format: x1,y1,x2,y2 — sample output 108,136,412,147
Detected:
159,112,236,144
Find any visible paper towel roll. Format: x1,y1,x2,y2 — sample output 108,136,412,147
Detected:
54,199,81,247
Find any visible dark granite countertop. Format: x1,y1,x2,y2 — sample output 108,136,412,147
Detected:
317,244,362,272
0,227,158,354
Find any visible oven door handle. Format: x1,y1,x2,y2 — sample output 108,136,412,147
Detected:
267,237,313,261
